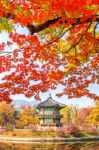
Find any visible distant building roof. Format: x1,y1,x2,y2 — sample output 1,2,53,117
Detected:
36,94,66,109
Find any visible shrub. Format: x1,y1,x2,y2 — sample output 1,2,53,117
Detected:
66,124,80,137
14,129,32,137
6,131,15,137
28,124,38,132
56,128,65,137
81,124,98,135
5,124,13,131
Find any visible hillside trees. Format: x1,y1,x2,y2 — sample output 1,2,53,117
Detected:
0,0,98,102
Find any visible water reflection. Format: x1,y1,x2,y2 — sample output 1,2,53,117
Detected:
0,142,99,150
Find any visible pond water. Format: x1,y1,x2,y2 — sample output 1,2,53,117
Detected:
0,142,99,150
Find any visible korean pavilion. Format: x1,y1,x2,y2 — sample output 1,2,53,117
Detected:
36,94,65,126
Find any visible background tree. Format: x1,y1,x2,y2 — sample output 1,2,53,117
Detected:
76,107,92,125
61,106,92,126
0,101,17,129
16,106,39,128
60,106,72,125
87,105,99,129
0,0,98,102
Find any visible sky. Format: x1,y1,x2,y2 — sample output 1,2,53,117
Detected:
10,91,96,108
0,25,98,108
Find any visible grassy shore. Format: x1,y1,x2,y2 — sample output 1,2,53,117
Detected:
0,130,99,138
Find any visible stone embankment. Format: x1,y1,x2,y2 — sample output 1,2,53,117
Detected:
0,137,99,143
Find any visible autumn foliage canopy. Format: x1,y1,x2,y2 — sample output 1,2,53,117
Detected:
0,0,98,102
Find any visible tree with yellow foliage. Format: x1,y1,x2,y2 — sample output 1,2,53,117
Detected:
16,106,39,128
60,106,72,125
0,101,17,130
87,105,99,128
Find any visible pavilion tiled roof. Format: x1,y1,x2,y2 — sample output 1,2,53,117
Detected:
36,95,66,109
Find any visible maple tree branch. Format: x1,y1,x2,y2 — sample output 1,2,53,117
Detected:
27,15,99,34
64,21,92,53
3,11,99,34
1,14,98,57
74,46,77,54
42,17,93,47
86,34,99,42
0,51,14,55
27,17,62,34
94,23,98,37
42,27,70,47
